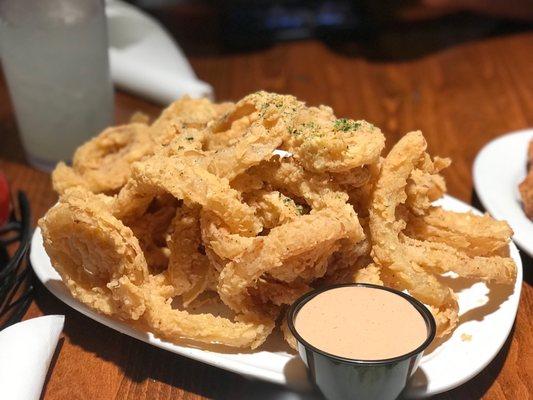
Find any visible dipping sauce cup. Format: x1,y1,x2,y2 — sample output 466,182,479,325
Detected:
287,283,436,400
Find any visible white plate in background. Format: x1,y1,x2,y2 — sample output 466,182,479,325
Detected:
473,129,533,257
30,195,522,398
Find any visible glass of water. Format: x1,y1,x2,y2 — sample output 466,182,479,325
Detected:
0,0,114,171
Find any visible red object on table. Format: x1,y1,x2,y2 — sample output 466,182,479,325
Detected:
0,171,10,226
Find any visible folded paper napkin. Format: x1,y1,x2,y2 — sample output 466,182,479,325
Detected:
0,315,65,400
106,0,214,103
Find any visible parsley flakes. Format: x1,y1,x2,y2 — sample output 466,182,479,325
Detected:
334,118,361,132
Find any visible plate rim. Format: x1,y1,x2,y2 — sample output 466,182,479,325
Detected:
473,128,533,257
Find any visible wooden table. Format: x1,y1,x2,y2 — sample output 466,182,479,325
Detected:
1,32,532,400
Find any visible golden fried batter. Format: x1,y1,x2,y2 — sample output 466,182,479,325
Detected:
41,91,516,350
40,188,148,320
369,132,459,336
71,123,154,194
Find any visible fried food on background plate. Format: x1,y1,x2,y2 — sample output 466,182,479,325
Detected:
519,139,533,219
40,91,516,349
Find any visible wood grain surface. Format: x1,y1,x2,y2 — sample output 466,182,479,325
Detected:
0,32,532,400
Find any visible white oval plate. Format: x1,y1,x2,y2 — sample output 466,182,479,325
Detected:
30,195,522,398
473,128,533,257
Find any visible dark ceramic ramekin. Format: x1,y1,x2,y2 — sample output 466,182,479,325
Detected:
287,283,436,400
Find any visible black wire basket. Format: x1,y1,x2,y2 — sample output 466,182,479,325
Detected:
0,191,34,331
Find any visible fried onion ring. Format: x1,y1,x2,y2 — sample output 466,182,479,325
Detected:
39,188,148,320
369,131,459,336
70,123,154,194
218,206,364,316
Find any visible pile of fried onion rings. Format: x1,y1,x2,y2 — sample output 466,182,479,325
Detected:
40,92,516,349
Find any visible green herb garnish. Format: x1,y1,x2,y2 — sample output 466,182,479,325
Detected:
334,118,361,132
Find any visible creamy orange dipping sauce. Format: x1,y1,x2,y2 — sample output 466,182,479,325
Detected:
294,286,428,360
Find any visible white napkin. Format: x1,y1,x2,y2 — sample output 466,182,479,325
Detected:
106,0,214,104
0,315,65,400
